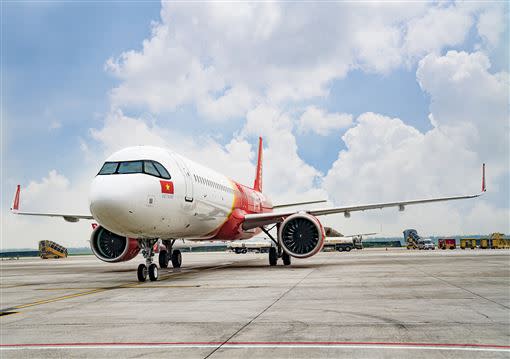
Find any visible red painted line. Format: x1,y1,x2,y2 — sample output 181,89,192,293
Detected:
0,341,509,349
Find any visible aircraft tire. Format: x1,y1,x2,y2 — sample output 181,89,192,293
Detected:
137,264,147,282
159,250,169,269
269,247,278,266
172,250,182,268
148,263,158,281
282,252,291,266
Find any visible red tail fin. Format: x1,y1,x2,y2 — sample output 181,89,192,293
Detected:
12,185,20,211
253,137,263,192
482,163,486,192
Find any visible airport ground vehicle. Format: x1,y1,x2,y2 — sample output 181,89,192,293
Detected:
479,233,510,249
325,238,356,252
11,138,486,281
438,238,456,250
404,229,434,250
38,240,68,259
460,238,477,249
418,239,435,250
228,240,271,253
323,228,374,252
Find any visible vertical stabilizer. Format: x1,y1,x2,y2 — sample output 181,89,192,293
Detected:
253,137,263,192
11,185,20,211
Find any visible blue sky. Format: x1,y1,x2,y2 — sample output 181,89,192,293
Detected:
3,2,160,183
4,1,439,180
2,2,509,248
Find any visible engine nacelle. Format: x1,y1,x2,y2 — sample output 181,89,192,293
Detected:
278,213,325,258
90,225,140,263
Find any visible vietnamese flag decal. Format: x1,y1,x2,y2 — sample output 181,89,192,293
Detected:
160,180,174,194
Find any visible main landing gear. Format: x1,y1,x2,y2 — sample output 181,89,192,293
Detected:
137,239,159,282
158,240,182,269
262,226,291,267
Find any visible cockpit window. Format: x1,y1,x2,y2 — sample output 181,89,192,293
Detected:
143,161,160,177
153,162,171,179
97,160,171,179
117,161,143,174
98,162,119,175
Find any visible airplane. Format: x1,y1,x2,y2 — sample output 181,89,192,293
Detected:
11,138,486,282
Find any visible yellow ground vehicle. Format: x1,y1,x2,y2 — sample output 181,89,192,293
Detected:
478,233,509,249
39,240,68,259
460,239,477,249
490,233,509,249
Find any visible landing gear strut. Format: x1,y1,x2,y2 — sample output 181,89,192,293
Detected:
137,239,158,282
261,225,291,266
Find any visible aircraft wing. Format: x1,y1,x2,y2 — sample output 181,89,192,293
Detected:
243,193,482,230
243,163,486,230
10,185,94,223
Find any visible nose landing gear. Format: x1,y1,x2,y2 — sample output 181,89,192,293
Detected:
137,239,159,282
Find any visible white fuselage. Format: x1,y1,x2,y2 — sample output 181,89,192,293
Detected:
89,146,253,240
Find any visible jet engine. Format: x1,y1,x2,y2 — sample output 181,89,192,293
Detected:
278,213,325,258
90,225,140,262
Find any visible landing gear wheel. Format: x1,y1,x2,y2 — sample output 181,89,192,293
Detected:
171,250,182,268
159,250,169,268
282,252,291,266
137,264,147,282
269,247,278,266
148,263,158,281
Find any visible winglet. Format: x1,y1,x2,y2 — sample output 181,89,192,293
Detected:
253,137,263,193
482,163,486,192
11,185,21,211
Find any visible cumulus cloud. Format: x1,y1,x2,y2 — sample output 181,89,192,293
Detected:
322,51,509,236
417,51,509,170
477,6,506,48
106,2,495,120
299,106,353,136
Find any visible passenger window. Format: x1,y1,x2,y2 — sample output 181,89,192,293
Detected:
153,162,171,179
144,161,160,177
98,162,118,175
117,161,143,174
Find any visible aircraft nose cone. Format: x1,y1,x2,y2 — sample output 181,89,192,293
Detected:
89,176,138,235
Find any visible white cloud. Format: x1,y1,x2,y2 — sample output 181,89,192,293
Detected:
417,51,509,171
322,50,509,236
403,4,473,61
299,106,353,136
106,2,491,120
477,6,506,48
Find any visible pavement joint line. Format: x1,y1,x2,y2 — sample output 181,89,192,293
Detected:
0,261,239,314
408,264,510,310
203,261,322,359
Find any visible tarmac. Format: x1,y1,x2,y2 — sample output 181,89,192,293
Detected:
1,248,509,358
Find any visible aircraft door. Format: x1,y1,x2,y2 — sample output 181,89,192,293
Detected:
174,155,194,203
